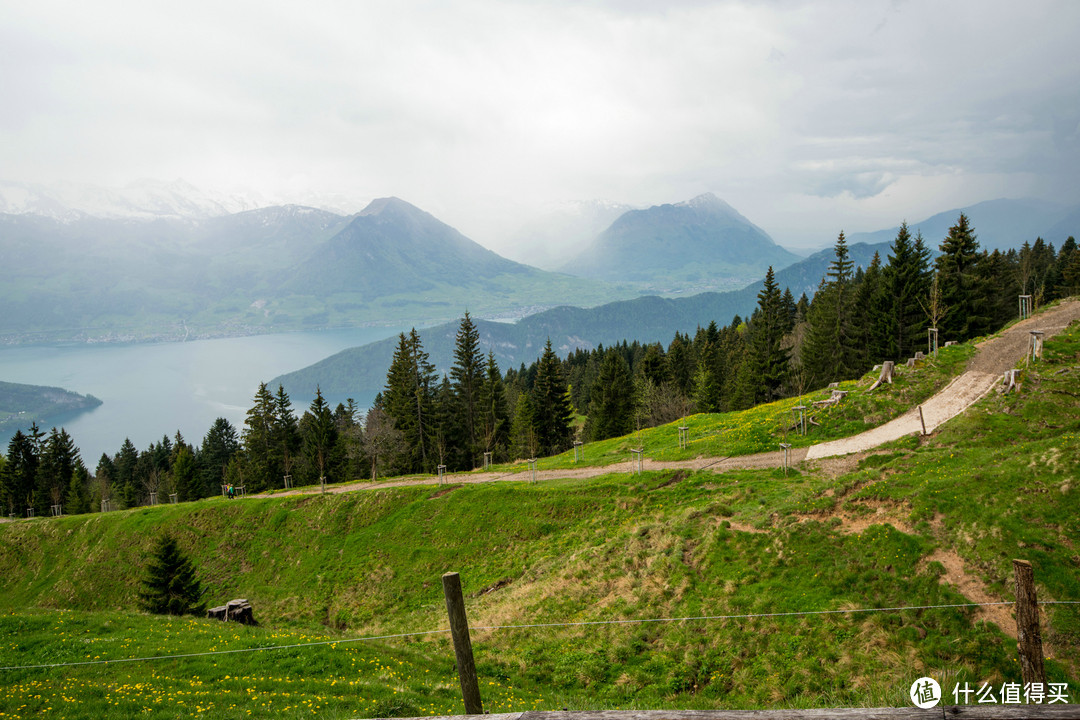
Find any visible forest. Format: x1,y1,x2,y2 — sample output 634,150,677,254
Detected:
2,214,1077,515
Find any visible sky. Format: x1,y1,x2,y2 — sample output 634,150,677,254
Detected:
2,0,1079,251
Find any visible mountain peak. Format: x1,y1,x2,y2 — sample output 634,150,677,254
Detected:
358,196,421,218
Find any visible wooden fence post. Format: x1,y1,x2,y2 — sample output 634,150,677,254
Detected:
442,572,483,715
1013,559,1046,687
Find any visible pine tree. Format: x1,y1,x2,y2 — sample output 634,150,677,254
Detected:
479,352,510,461
383,329,438,473
302,387,338,485
882,223,931,361
530,339,574,456
450,313,484,468
937,213,988,342
138,535,206,616
1,431,38,516
274,385,300,488
197,419,240,498
242,382,277,493
587,349,635,441
734,266,791,407
801,232,860,388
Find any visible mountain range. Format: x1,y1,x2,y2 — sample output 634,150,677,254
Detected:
0,198,636,342
559,193,800,293
271,195,1079,405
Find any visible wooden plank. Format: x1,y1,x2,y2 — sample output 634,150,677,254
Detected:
376,707,1077,720
944,706,1079,719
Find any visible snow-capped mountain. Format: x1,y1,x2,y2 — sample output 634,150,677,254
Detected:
0,179,366,221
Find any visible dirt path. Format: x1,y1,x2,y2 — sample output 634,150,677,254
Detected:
256,299,1080,500
806,298,1080,459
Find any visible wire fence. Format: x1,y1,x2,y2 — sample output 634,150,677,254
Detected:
3,599,1077,673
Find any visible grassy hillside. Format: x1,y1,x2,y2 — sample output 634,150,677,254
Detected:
1,320,1078,718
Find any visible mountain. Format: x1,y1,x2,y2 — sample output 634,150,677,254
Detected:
272,239,888,404
280,197,533,299
560,193,801,292
505,200,636,270
845,198,1079,252
0,198,638,343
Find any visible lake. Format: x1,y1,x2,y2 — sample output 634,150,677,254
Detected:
0,326,411,467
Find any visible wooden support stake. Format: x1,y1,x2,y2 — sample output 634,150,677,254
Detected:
918,405,927,436
1013,559,1046,687
441,572,483,715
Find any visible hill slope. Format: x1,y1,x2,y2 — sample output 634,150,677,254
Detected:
1,310,1077,715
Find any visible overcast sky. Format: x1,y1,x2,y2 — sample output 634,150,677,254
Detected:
2,0,1078,250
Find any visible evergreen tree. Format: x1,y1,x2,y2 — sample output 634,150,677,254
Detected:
734,266,790,407
172,445,197,502
138,535,206,616
587,349,635,441
242,382,277,493
882,223,931,360
936,213,988,342
383,329,438,473
302,387,338,485
38,427,80,513
1,431,37,516
801,232,860,387
197,419,240,498
114,437,140,508
530,339,574,456
450,313,484,468
479,352,511,461
274,385,301,489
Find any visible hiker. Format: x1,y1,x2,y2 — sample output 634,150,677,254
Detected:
227,484,235,499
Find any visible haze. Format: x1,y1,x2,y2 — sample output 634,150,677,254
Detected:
2,0,1078,251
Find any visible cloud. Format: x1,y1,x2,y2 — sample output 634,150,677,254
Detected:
1,0,1078,249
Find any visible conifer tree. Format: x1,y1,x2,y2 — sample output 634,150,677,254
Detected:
1,431,37,516
530,339,574,456
882,223,931,360
587,349,635,441
383,329,438,473
479,352,510,461
734,266,790,407
801,232,860,387
274,385,300,488
242,382,277,492
450,313,484,468
302,387,338,485
936,213,988,341
138,535,206,616
197,419,239,498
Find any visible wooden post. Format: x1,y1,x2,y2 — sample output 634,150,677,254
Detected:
630,448,643,474
283,474,292,489
572,441,583,462
678,426,689,450
1013,559,1046,687
779,443,791,476
169,493,178,504
483,451,492,470
527,458,537,483
918,406,927,436
441,572,483,715
438,464,446,485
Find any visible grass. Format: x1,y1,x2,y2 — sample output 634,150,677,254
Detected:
1,317,1078,717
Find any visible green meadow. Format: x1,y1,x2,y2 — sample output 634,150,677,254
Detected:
0,321,1077,718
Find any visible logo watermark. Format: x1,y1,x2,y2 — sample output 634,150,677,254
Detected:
910,679,1072,707
910,677,941,708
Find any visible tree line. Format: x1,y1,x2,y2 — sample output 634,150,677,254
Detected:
3,216,1077,512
